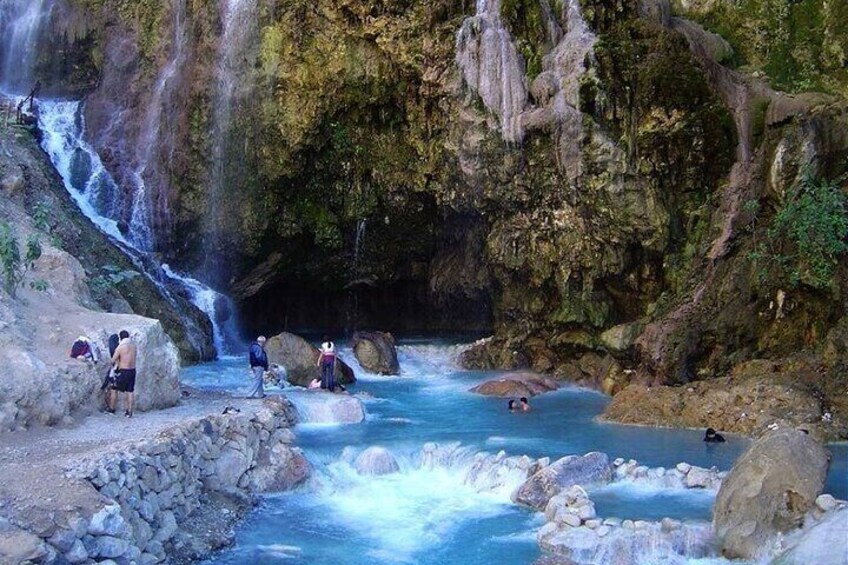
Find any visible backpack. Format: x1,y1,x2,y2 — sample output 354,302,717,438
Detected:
108,333,120,357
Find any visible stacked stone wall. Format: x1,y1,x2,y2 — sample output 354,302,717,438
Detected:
31,397,308,564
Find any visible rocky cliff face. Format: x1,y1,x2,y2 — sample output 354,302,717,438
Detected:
0,125,189,430
19,0,848,433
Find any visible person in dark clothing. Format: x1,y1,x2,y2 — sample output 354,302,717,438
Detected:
704,427,726,442
248,336,269,399
316,336,337,392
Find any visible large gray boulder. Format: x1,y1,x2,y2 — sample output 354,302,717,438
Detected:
285,391,365,424
0,312,180,431
772,507,848,565
713,429,830,559
352,331,399,375
512,452,612,510
265,332,355,387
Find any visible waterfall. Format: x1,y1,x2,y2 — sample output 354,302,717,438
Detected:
36,100,219,358
456,0,528,143
130,0,189,251
0,0,53,93
205,0,259,275
353,218,367,269
162,265,241,355
0,0,246,358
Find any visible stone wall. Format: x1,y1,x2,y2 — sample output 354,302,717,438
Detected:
25,397,308,564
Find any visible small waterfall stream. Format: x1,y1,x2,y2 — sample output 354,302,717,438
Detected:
0,0,53,93
205,0,259,275
130,0,189,251
0,0,244,358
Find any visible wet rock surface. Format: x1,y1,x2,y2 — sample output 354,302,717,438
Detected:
713,429,830,559
470,372,560,397
352,331,400,375
265,332,356,388
513,452,612,510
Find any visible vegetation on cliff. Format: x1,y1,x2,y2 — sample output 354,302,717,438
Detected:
673,0,848,96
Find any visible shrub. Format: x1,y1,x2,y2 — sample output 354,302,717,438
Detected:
751,175,848,290
0,222,42,298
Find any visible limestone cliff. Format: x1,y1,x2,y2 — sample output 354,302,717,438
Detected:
15,0,848,435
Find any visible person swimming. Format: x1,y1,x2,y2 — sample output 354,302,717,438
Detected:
519,397,530,411
704,427,726,442
508,399,517,411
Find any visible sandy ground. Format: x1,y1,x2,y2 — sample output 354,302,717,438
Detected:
0,388,276,535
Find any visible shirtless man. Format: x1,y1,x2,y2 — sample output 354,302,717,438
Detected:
110,330,138,418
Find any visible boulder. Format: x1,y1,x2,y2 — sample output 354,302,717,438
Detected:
285,391,365,424
470,372,559,398
600,322,645,354
354,446,400,476
0,312,180,431
244,444,310,492
265,332,356,387
352,331,399,375
713,429,830,559
512,452,612,510
772,507,848,565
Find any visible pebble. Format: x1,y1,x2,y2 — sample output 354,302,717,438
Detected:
815,494,838,512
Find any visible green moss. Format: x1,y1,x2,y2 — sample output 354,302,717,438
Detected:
501,0,548,79
676,0,848,96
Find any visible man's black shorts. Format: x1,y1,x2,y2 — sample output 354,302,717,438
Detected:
114,368,136,392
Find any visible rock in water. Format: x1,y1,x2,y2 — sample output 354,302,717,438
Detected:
352,331,400,375
286,392,365,424
265,332,356,387
713,429,830,559
470,372,559,397
354,447,400,476
512,452,612,510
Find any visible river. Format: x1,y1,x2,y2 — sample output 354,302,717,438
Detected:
182,340,848,564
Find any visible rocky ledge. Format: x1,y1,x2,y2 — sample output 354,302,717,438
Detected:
0,396,309,564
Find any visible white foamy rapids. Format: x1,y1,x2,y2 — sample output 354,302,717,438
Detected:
306,443,537,561
456,0,528,142
343,342,471,383
612,458,725,490
0,0,53,92
538,518,718,565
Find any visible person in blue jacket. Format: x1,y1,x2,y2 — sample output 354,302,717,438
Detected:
248,336,269,399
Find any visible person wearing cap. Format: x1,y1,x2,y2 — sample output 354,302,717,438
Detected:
248,336,269,399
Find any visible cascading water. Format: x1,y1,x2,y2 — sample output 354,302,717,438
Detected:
129,0,189,251
37,100,216,357
1,0,245,358
205,0,259,277
456,0,528,143
0,0,52,93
